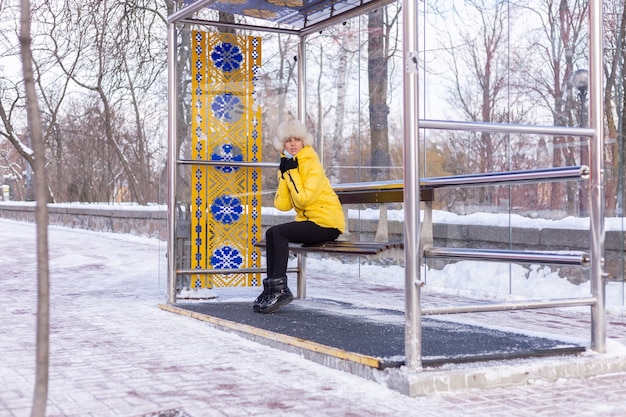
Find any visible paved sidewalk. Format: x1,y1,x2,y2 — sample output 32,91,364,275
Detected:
1,220,626,417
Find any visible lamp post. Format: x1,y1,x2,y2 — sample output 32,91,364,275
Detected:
571,69,588,217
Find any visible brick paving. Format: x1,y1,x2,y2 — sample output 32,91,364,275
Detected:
1,220,626,416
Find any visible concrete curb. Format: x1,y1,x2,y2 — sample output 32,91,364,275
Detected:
384,350,626,396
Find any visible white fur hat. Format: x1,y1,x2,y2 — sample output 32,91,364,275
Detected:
273,119,314,152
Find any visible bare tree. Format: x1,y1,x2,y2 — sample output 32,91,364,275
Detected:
368,6,400,240
439,0,527,210
49,0,166,205
0,64,54,202
19,0,50,415
518,0,588,215
1,0,170,204
368,8,392,183
312,20,360,183
602,1,626,215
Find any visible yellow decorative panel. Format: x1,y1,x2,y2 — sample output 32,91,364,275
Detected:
191,31,262,289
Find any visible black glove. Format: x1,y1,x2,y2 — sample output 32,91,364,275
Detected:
279,157,298,174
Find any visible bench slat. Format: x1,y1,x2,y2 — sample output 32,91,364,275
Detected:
254,240,403,256
334,185,433,204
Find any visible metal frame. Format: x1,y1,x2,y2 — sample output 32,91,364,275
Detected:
166,0,607,371
588,0,607,352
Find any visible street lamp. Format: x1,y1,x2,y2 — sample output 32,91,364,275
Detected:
571,68,588,217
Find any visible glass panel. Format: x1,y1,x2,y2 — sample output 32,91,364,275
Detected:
416,0,620,303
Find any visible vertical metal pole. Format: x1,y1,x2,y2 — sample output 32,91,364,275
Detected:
297,254,307,299
588,0,606,352
297,37,306,121
402,0,422,370
295,35,308,298
167,21,179,305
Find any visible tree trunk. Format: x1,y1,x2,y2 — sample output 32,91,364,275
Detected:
368,10,390,242
329,36,350,184
367,9,390,183
20,1,50,416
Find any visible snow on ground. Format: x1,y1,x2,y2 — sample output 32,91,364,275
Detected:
3,218,626,417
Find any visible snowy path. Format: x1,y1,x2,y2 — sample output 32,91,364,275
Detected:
1,219,626,417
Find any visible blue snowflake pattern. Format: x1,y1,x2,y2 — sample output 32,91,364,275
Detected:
211,93,244,123
211,195,243,224
211,246,244,269
211,144,243,173
211,42,243,72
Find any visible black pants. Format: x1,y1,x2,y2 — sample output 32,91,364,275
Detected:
265,221,340,279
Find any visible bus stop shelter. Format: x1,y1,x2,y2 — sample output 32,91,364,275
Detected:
165,0,609,393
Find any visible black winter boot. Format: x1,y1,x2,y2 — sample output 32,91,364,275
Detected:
259,276,293,314
252,279,270,312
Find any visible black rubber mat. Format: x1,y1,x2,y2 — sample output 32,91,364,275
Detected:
177,300,585,368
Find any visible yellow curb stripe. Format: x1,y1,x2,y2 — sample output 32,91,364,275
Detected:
158,303,382,369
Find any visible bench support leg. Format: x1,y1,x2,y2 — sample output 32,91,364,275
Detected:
296,253,306,299
421,200,433,248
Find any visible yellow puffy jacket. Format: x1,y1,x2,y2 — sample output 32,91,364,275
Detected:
274,146,345,234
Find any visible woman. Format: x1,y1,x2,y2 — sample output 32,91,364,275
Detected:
254,119,345,314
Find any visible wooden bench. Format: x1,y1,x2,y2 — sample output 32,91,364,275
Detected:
254,181,434,298
254,240,405,261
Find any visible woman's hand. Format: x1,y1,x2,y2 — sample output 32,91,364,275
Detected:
279,157,298,174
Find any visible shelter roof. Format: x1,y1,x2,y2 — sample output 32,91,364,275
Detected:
174,0,393,32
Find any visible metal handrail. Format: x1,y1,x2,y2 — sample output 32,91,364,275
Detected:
332,165,588,192
177,159,279,168
422,297,597,316
423,247,590,267
422,166,589,188
176,267,299,275
178,162,588,191
420,119,595,137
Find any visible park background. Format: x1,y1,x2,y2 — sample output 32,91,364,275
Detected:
3,1,626,414
1,1,625,299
